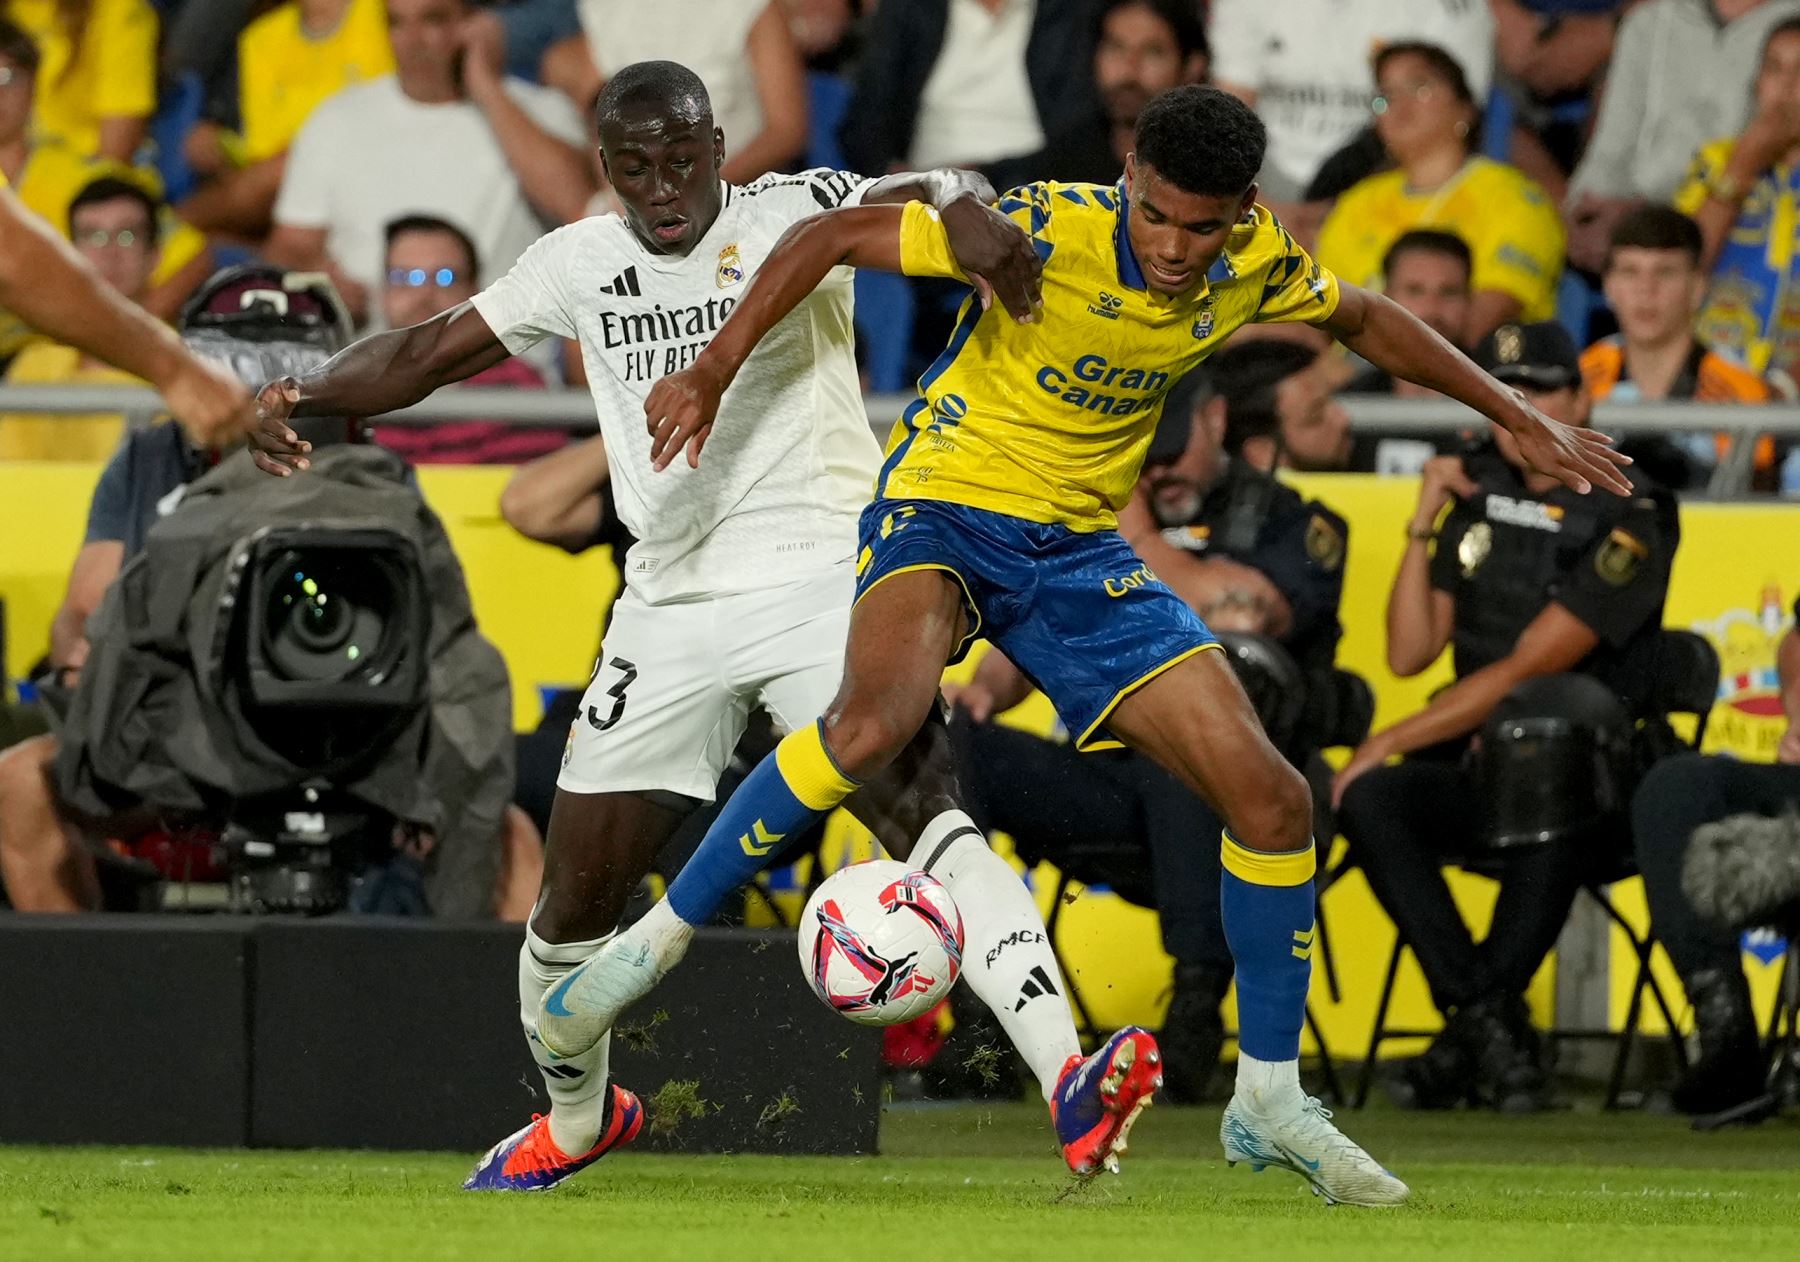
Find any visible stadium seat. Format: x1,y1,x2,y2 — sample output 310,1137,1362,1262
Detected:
1350,630,1718,1110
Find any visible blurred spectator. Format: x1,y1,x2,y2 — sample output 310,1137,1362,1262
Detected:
181,0,396,238
1335,321,1679,1114
2,0,156,161
0,175,159,459
779,0,857,71
370,213,564,465
1674,15,1800,391
1316,43,1565,339
985,0,1208,190
1208,340,1353,475
1345,229,1476,393
541,0,806,184
266,0,590,324
1208,0,1493,206
1628,598,1799,1116
482,0,579,82
946,368,1349,1103
839,0,1098,177
1490,1,1629,178
0,18,212,330
1566,0,1800,275
1581,205,1777,490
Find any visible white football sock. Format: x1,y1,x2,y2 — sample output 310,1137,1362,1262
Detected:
914,811,1081,1101
1235,1051,1304,1110
520,925,614,1155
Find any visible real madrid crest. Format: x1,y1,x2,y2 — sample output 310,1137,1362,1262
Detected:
716,243,744,288
1458,520,1493,577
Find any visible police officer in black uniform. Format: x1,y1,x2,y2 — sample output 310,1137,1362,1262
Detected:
1335,321,1680,1112
945,353,1349,1102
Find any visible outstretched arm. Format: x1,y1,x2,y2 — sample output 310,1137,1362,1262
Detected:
248,303,510,475
0,187,256,448
1322,284,1633,496
644,199,1035,469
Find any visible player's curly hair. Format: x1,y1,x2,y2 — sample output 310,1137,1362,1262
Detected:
595,60,712,133
1133,85,1265,198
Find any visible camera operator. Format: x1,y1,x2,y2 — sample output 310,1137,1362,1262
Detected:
1334,321,1680,1113
946,362,1349,1102
1628,588,1800,1116
0,267,537,917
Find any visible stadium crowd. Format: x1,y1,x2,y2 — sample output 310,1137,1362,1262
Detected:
0,0,1796,1130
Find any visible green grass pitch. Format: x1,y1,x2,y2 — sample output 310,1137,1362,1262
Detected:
3,1104,1798,1261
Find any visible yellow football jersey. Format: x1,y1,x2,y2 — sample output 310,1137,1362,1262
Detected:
889,183,1340,529
238,0,395,163
6,0,159,157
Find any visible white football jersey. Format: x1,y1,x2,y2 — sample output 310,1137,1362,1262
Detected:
472,168,884,603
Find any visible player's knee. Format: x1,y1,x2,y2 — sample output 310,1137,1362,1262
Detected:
822,694,930,782
1231,761,1314,854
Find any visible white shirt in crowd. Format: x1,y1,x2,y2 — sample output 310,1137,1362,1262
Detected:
472,170,883,605
908,0,1046,170
275,74,586,297
1208,0,1495,200
581,0,768,161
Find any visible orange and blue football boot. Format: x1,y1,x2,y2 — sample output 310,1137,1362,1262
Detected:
462,1084,643,1191
1050,1026,1162,1177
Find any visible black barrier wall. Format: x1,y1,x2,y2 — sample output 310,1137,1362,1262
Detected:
0,917,880,1155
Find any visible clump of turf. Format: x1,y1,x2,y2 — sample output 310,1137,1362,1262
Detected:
647,1079,710,1136
616,1008,670,1053
757,1089,801,1131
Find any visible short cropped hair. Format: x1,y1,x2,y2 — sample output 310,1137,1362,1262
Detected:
68,175,160,248
1134,85,1264,197
595,59,711,133
1606,205,1704,269
1209,341,1320,453
384,212,481,275
1382,229,1473,281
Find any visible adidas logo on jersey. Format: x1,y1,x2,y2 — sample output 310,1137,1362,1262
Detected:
598,267,642,297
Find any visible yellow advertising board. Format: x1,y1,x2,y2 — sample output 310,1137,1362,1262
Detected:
1,462,1794,1057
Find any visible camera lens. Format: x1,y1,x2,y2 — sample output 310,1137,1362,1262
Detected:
288,575,353,652
262,552,391,683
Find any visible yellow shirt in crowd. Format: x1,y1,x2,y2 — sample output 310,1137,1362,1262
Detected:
238,0,394,163
0,340,138,461
892,184,1340,529
4,0,158,157
0,145,206,359
1315,156,1565,323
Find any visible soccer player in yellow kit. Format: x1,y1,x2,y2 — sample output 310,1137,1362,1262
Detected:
544,86,1631,1205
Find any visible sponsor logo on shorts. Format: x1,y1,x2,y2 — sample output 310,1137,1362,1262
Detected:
1103,564,1157,598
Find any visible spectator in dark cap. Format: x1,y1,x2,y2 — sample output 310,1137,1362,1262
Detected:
1334,318,1681,1114
941,364,1349,1103
1205,340,1353,476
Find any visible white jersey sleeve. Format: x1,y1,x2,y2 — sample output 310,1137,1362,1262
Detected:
735,167,878,227
470,223,584,354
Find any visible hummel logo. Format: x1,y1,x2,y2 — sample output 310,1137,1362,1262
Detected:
739,819,785,857
1014,964,1060,1011
1292,925,1317,961
598,267,642,297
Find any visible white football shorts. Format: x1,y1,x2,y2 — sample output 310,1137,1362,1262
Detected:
555,563,854,800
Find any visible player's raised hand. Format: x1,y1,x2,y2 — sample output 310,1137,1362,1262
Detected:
645,362,726,471
247,377,313,476
940,195,1042,325
1499,393,1633,496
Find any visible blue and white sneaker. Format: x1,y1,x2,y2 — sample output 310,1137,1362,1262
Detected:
1050,1026,1162,1176
1221,1090,1409,1206
462,1085,643,1192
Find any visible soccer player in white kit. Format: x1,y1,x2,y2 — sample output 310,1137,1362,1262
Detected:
251,61,1160,1192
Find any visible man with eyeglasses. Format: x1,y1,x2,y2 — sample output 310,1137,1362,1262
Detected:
370,213,561,465
0,175,164,459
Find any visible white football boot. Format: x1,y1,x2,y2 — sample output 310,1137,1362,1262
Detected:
1221,1089,1410,1207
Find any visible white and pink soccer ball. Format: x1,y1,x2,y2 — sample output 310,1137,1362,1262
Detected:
797,860,965,1026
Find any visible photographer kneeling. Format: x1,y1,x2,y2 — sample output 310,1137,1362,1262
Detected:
948,352,1349,1101
0,268,533,918
1334,322,1680,1112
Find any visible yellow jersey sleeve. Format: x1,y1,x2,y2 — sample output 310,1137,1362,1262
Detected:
1467,168,1564,320
90,0,159,119
899,182,1057,282
1250,217,1341,325
1673,138,1732,217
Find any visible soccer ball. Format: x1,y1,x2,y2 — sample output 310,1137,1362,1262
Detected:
797,860,964,1026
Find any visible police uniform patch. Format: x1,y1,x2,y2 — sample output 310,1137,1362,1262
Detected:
1594,527,1649,586
1305,513,1344,571
1459,520,1493,577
